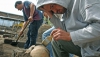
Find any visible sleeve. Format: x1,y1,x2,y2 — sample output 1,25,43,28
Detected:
24,1,31,8
70,3,100,45
38,10,44,19
23,10,28,21
50,15,65,30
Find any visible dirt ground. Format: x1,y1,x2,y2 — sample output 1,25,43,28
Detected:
0,24,78,57
0,24,51,57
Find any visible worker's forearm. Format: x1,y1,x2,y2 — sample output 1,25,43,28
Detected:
30,3,35,17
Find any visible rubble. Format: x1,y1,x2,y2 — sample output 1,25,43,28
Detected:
0,24,51,57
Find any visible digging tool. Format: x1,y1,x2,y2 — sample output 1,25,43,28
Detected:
42,14,64,46
42,36,52,46
11,20,30,46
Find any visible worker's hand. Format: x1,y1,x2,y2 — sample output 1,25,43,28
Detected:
45,11,54,18
50,28,71,41
40,7,53,18
28,16,33,22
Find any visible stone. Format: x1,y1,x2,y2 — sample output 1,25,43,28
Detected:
11,48,31,57
38,24,51,42
30,45,50,57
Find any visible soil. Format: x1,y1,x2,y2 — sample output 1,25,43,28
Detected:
0,24,51,57
0,24,78,57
